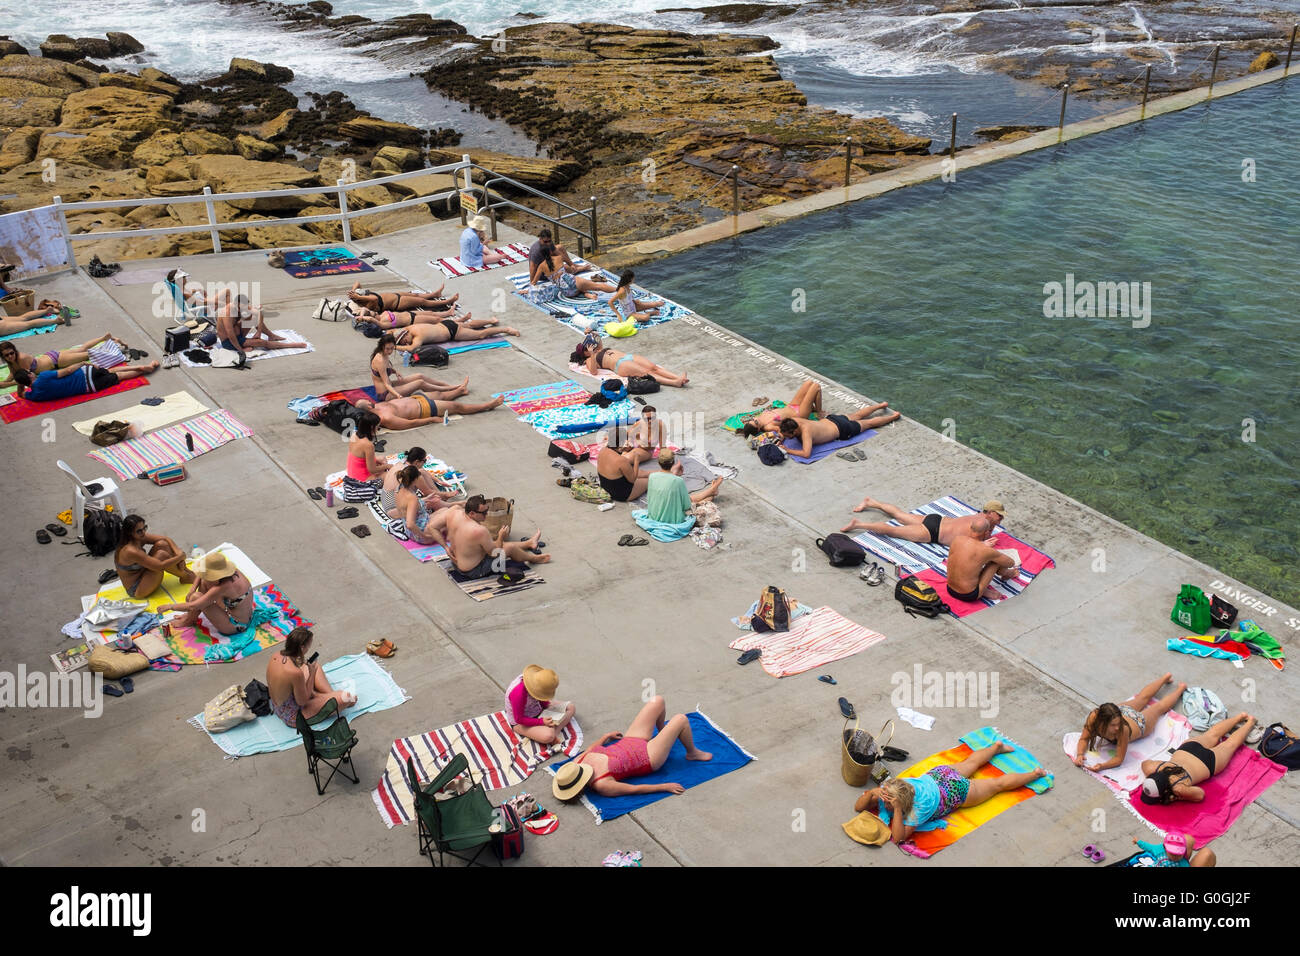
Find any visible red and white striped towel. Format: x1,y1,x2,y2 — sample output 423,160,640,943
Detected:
729,607,886,678
430,242,530,278
86,409,253,479
372,709,583,827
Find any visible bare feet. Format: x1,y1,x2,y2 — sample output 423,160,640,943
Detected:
430,282,445,298
487,395,504,409
994,741,1015,755
686,749,713,762
145,360,161,373
853,496,882,513
502,327,520,336
840,519,869,533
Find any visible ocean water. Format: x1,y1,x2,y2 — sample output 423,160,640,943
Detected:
643,83,1300,609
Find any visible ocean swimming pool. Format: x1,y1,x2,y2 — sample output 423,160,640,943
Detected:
645,82,1300,607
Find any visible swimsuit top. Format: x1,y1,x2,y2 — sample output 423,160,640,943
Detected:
222,589,249,611
114,549,143,573
593,348,610,369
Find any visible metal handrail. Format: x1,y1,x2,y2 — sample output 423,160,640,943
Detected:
456,162,597,255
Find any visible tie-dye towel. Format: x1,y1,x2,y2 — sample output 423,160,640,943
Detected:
86,409,253,479
372,709,584,827
521,400,636,440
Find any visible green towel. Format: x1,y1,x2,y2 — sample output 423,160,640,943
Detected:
722,400,785,432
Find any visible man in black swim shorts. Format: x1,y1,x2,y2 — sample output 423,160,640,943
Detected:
445,494,551,578
841,498,1007,546
944,519,1018,603
777,401,900,459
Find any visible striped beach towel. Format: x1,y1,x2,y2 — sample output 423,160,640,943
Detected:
87,339,127,369
86,409,253,479
430,241,531,278
73,390,210,436
852,496,1054,609
372,710,584,827
729,606,886,677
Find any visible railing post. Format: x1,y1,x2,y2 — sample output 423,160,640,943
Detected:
1285,25,1296,75
1207,44,1220,99
556,199,564,249
337,179,352,245
589,196,598,253
731,165,739,221
1057,84,1069,140
1140,66,1151,119
487,205,497,244
202,185,221,254
461,155,472,225
843,136,852,188
51,195,78,272
949,113,957,159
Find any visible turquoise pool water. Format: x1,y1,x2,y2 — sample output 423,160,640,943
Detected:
647,82,1300,608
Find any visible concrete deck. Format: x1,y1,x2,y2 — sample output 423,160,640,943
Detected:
1,217,1296,867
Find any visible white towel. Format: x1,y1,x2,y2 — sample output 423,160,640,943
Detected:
897,706,936,731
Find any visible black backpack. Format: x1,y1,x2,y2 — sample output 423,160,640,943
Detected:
243,679,273,717
816,533,866,567
310,399,360,434
82,507,123,557
410,344,448,367
894,574,950,619
626,374,659,395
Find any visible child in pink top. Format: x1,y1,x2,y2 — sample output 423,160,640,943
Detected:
505,665,575,745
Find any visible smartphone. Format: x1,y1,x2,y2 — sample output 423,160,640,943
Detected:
307,651,319,664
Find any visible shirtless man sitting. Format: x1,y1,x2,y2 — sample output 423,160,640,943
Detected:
944,518,1018,603
354,393,503,431
595,443,655,502
778,402,900,458
841,498,1007,544
445,494,551,579
627,405,669,453
215,294,294,352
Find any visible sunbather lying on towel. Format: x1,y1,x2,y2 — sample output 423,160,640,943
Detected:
571,341,687,387
370,335,471,402
1140,714,1258,805
352,305,462,332
778,402,899,458
506,664,575,746
349,280,458,313
841,497,1006,543
12,359,157,402
215,294,295,352
384,317,519,350
943,519,1018,602
1074,673,1188,771
0,305,66,337
266,626,356,728
741,379,824,437
379,446,453,516
1,334,133,385
355,392,503,430
114,515,195,599
552,695,711,800
445,494,549,579
157,551,255,637
853,741,1049,844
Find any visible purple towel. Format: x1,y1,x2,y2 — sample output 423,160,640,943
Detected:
782,428,876,463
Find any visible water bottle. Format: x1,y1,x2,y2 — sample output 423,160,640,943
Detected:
190,545,203,561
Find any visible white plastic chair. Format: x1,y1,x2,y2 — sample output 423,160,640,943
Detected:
57,460,128,522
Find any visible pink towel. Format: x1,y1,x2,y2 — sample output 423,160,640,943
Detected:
1128,747,1285,842
988,532,1055,576
914,568,1004,618
729,606,886,677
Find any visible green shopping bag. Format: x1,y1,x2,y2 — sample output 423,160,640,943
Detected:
1170,585,1211,633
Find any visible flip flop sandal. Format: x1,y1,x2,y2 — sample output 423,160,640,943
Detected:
378,638,397,653
308,488,322,500
120,676,134,694
358,251,378,258
627,537,649,546
366,640,395,658
836,451,856,461
97,568,118,585
351,524,371,538
736,648,762,665
103,683,124,697
617,534,634,546
315,487,328,498
751,396,768,407
36,529,51,544
818,675,837,685
296,417,322,426
839,697,856,719
852,448,868,461
881,746,909,762
373,439,387,452
45,523,67,536
371,258,389,266
336,506,359,519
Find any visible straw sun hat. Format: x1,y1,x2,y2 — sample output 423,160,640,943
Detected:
522,665,559,701
552,761,594,801
193,551,238,583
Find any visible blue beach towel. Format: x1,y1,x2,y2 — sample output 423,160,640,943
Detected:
0,324,56,344
546,710,754,824
444,339,512,355
1166,637,1246,662
631,510,696,542
187,653,409,758
782,427,876,463
959,726,1054,795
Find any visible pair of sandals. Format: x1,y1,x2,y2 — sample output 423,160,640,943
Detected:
102,676,135,697
357,251,389,266
336,506,360,519
1083,843,1107,863
306,486,329,500
860,561,885,586
366,638,397,658
36,523,67,544
836,448,868,462
616,534,649,547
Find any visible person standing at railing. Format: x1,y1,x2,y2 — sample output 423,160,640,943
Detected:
460,215,510,268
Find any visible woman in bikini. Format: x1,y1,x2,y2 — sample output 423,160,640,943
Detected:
386,316,520,353
532,254,617,299
1140,713,1258,805
741,379,825,437
157,552,257,636
393,464,451,547
551,696,711,802
1,334,133,386
571,341,688,388
607,270,664,324
266,626,356,729
113,515,195,599
344,410,390,498
0,304,66,337
352,305,465,335
379,446,451,517
348,280,457,313
369,335,469,401
1073,673,1188,772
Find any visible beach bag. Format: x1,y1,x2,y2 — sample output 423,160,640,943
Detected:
87,644,148,679
604,318,638,338
841,717,894,787
243,679,272,718
751,585,792,633
895,574,949,619
409,343,449,367
310,399,359,434
203,684,256,733
491,802,525,861
145,463,187,486
600,379,627,402
82,507,123,557
313,298,347,322
340,476,380,502
1258,724,1300,770
547,439,588,465
570,477,611,504
816,533,867,568
1210,595,1238,629
1,289,35,315
1170,584,1211,633
757,444,786,466
90,420,133,447
484,497,513,538
626,375,659,395
267,250,285,269
164,326,191,354
1179,686,1226,732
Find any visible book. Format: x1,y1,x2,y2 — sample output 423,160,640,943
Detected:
540,701,571,722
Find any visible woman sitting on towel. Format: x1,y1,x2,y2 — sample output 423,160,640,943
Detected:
11,359,158,403
157,552,256,637
113,515,195,598
266,626,356,728
348,280,458,313
369,335,469,402
346,410,390,490
1139,713,1257,805
531,253,618,300
570,341,688,388
506,665,575,745
379,446,451,517
551,695,711,802
1073,673,1187,771
607,270,664,324
393,465,451,548
367,314,520,348
852,741,1050,845
741,380,825,437
1,334,133,385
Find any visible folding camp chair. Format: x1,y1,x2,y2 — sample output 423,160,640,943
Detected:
296,698,359,795
407,754,499,867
